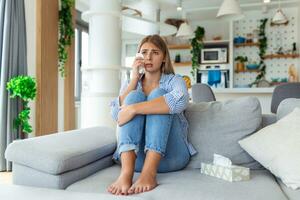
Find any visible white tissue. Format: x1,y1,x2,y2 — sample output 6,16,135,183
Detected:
135,53,144,59
213,154,232,167
135,53,145,74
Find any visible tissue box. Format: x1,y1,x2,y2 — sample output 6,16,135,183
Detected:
201,162,250,182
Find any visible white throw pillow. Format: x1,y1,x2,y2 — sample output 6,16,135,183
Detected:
239,107,300,190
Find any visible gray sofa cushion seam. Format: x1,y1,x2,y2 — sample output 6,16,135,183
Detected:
11,142,116,175
274,178,290,200
55,142,116,174
50,142,116,175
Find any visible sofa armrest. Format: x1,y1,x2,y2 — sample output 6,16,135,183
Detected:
262,114,277,128
5,126,117,175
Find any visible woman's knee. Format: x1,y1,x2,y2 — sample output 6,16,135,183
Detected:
147,88,167,100
124,90,146,105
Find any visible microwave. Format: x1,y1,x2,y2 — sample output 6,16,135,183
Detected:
200,48,228,64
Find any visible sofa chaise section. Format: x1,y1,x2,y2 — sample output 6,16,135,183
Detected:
5,126,117,189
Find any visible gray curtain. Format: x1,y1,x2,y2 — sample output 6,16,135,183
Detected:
0,0,27,171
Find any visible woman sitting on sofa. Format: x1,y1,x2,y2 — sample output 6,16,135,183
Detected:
108,34,196,195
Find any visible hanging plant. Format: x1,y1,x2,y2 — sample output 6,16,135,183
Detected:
58,0,75,77
6,76,37,134
190,26,205,80
250,18,268,87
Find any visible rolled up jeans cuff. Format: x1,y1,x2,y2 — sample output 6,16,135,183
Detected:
144,146,165,157
118,143,139,156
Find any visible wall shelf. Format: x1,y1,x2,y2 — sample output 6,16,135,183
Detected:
234,42,259,48
270,21,289,27
235,69,260,73
167,40,230,50
173,61,192,67
168,44,191,50
263,54,300,59
203,40,230,45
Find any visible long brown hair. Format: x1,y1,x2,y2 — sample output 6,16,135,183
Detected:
137,35,174,74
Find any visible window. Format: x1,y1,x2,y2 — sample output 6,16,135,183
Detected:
125,43,138,67
74,10,89,101
121,42,139,82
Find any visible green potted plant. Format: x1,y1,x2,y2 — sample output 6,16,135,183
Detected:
250,18,268,87
234,56,248,72
6,76,37,134
190,26,205,79
58,0,75,77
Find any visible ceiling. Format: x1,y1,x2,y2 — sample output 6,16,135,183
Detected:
159,0,300,21
77,0,300,21
76,0,300,38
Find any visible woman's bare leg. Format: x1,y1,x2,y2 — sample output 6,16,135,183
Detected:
107,151,136,195
128,151,161,194
108,90,146,195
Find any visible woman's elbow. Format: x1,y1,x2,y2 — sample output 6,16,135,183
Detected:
172,98,189,114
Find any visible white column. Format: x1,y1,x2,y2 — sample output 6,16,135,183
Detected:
81,0,121,128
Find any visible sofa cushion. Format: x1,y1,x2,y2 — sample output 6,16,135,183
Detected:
239,108,300,190
277,178,300,200
184,96,262,169
12,156,113,189
5,126,117,175
277,98,300,120
0,184,144,200
66,165,287,200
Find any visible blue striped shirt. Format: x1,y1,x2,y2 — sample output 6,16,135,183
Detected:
110,73,197,156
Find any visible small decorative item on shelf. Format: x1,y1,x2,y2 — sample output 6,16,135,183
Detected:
256,78,271,88
252,29,259,43
271,77,288,86
234,56,248,72
213,35,222,41
288,64,299,82
234,36,246,44
182,75,192,89
276,47,284,55
246,33,253,43
175,53,181,63
292,42,297,55
246,63,259,70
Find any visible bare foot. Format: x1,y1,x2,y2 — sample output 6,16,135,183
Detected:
128,172,158,194
107,173,133,195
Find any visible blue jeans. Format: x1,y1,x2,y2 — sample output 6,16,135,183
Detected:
113,88,190,173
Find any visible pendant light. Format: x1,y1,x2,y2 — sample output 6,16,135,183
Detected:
177,0,182,11
272,0,288,25
216,0,244,21
176,10,193,38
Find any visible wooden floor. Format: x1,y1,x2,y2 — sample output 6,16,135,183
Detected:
0,172,12,185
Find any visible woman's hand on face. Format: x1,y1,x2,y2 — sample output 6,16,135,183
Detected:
131,57,144,80
117,104,137,126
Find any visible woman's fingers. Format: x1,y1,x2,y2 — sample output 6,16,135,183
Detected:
117,105,135,126
133,59,144,69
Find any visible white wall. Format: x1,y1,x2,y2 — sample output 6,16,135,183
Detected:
24,0,36,137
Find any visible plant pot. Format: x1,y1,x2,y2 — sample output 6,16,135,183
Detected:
246,64,259,70
236,62,245,72
175,54,181,63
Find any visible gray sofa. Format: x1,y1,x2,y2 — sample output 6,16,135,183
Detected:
4,97,300,200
